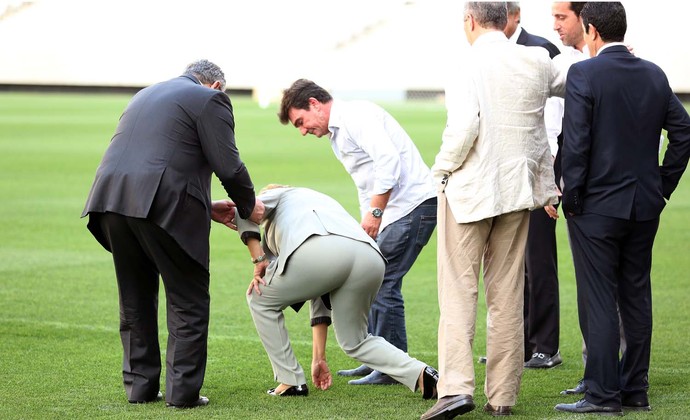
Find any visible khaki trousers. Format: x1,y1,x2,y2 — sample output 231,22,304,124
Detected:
436,193,529,406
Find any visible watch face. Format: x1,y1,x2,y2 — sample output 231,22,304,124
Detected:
372,208,383,218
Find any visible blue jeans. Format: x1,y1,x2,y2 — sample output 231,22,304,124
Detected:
368,197,437,352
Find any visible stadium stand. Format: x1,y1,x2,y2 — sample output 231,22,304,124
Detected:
1,1,688,102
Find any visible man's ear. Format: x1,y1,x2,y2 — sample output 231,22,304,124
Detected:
308,97,320,110
210,81,223,91
587,23,598,41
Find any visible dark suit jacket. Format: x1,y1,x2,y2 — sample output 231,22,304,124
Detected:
562,45,690,221
82,75,256,269
516,27,561,59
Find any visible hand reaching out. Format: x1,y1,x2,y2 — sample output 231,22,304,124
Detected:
311,359,332,391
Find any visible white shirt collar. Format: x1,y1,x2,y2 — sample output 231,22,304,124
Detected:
474,30,509,47
597,42,627,56
508,25,522,43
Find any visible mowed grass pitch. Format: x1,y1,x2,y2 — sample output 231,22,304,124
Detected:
0,91,688,419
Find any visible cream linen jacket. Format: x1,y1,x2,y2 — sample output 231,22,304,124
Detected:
433,31,566,223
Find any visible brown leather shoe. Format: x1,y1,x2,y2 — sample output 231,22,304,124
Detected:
484,403,513,416
420,394,475,419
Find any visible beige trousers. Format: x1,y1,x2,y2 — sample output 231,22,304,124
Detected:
436,193,529,406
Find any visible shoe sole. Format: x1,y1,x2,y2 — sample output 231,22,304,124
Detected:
623,406,651,411
524,361,562,369
438,400,476,419
554,407,622,416
347,379,398,385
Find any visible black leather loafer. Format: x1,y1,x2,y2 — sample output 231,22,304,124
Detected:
524,351,562,369
129,391,162,404
622,397,651,411
421,366,439,400
267,384,308,396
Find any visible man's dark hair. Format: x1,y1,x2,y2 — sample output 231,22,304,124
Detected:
569,2,586,17
278,79,333,125
581,2,626,42
465,2,508,31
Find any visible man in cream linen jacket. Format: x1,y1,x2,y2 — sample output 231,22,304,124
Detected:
422,3,565,419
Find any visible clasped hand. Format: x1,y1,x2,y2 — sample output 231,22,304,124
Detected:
211,198,265,229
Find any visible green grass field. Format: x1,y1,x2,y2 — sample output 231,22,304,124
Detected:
0,92,688,419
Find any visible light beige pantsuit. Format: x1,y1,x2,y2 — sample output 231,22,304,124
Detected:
436,193,530,406
248,235,425,390
239,187,426,391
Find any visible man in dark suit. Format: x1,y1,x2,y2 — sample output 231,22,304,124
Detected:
82,59,260,408
505,1,563,370
555,2,690,415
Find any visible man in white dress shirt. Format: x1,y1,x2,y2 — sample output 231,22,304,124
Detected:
421,3,565,418
278,79,438,386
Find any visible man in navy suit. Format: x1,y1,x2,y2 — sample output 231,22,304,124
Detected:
504,1,563,370
555,2,690,415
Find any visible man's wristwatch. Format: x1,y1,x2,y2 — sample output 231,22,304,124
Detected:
369,207,384,218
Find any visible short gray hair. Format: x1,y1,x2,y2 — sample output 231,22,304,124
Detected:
506,2,519,15
465,2,508,30
184,59,226,91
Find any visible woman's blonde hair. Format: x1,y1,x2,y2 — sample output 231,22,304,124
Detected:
259,183,291,195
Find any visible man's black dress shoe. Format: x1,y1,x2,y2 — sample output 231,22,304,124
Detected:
622,397,651,411
267,384,308,396
348,370,398,385
421,394,475,420
421,366,439,400
554,399,622,416
129,391,162,404
337,365,373,377
560,378,587,395
484,403,513,416
524,351,562,369
166,396,209,408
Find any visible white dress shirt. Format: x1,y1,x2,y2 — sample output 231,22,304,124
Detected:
328,99,436,232
549,45,589,156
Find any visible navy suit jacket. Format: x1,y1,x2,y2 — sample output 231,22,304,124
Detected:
562,45,690,221
516,28,561,59
82,75,256,268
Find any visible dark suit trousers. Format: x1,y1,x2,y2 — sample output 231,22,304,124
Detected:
97,212,210,405
524,208,559,359
567,214,658,408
